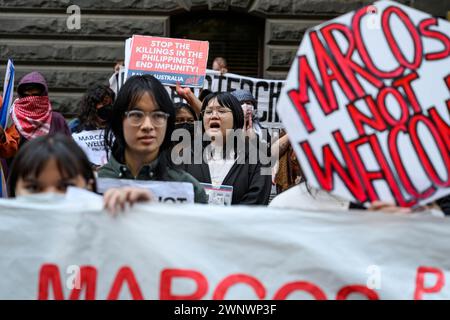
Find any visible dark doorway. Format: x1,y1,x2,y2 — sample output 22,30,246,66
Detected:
171,11,264,77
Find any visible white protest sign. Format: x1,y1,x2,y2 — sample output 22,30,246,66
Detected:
97,178,194,204
72,129,108,166
277,0,450,207
0,200,449,300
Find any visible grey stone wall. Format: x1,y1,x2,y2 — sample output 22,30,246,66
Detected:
0,0,447,117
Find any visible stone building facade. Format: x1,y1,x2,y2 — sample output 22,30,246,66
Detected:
0,0,447,117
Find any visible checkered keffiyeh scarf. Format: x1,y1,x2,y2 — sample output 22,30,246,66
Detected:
12,96,52,141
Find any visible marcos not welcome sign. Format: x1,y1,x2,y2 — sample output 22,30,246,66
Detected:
277,0,450,207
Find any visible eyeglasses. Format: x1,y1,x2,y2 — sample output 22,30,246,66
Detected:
201,107,232,118
125,110,169,127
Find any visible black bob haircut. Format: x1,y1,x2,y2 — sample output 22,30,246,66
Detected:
198,92,246,159
200,92,245,130
8,134,96,197
104,74,176,164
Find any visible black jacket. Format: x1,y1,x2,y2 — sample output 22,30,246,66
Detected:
180,151,272,205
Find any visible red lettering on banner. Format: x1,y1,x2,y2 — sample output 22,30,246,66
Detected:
160,269,208,300
320,23,384,97
288,55,331,133
388,125,436,199
213,274,266,300
309,30,356,109
273,281,327,300
377,87,410,127
392,72,422,113
38,264,64,300
68,266,97,300
419,18,450,61
352,6,404,78
300,131,367,202
347,96,387,136
428,107,450,151
414,266,445,300
381,6,423,70
336,285,379,300
38,264,98,300
347,134,416,206
409,115,450,187
107,266,144,300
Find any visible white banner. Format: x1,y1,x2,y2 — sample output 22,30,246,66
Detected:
0,199,449,300
72,129,108,166
97,178,195,204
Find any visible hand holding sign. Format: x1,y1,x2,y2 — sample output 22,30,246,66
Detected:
103,187,153,215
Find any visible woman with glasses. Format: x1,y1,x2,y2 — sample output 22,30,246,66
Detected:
180,92,272,205
98,75,208,203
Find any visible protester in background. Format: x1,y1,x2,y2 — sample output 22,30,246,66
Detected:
172,102,199,162
198,89,212,102
174,102,197,141
180,92,272,205
231,89,271,146
0,96,20,159
8,134,153,214
114,59,124,74
70,85,115,169
110,59,125,95
12,72,70,147
212,57,228,74
70,85,115,133
99,74,208,203
271,130,301,193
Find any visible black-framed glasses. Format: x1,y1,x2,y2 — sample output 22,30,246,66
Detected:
125,110,170,127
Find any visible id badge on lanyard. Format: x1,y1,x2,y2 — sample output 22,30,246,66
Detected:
200,183,233,206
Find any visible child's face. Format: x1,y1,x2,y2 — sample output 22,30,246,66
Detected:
15,158,90,195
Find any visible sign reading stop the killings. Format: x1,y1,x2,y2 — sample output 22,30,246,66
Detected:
127,35,209,87
277,0,450,207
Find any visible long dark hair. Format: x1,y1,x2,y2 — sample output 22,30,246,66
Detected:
77,85,115,132
104,74,176,178
8,134,97,197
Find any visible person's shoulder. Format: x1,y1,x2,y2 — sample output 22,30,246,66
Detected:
269,185,304,208
52,111,65,121
97,158,118,178
50,112,70,133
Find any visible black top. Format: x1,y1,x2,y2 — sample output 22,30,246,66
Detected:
179,150,272,205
